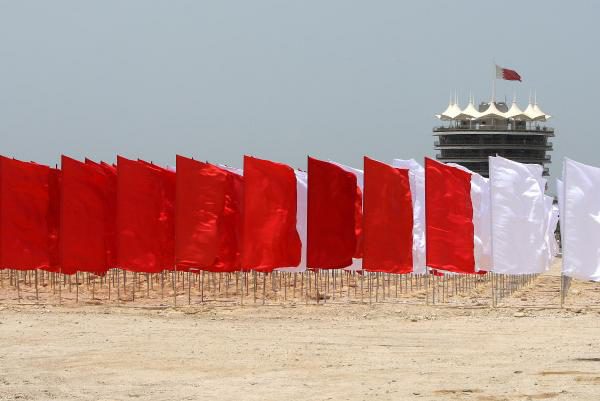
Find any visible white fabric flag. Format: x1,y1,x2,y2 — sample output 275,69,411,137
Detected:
556,178,564,248
561,158,600,281
391,159,426,274
329,161,363,271
278,170,307,272
489,156,547,274
446,163,492,272
549,203,560,261
542,195,559,271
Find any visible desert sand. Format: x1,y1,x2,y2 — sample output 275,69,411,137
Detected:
1,260,599,401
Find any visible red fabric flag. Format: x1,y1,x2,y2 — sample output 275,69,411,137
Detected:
47,167,61,273
425,158,475,274
60,156,114,275
362,157,413,274
214,167,243,272
176,155,226,269
307,157,357,269
353,185,364,259
0,157,59,271
92,160,118,268
241,155,300,272
116,156,175,273
175,156,243,272
495,64,522,81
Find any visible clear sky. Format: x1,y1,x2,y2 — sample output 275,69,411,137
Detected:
1,1,598,186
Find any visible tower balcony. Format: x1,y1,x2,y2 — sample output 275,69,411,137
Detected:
434,142,553,151
436,154,551,164
433,126,554,137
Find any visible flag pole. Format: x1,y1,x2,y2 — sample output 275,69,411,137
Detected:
491,61,496,103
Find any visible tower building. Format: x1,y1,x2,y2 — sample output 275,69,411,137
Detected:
433,94,553,177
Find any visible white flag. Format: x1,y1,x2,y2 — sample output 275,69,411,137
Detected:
392,159,426,274
556,178,564,242
543,195,559,271
561,158,600,281
489,156,547,274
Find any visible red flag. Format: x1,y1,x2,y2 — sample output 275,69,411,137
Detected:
425,158,475,274
0,157,59,271
176,156,226,269
307,157,357,269
175,156,243,272
47,167,61,273
363,157,413,274
60,156,114,275
214,167,243,272
93,160,118,268
116,156,175,273
241,156,300,272
353,184,364,259
495,64,522,81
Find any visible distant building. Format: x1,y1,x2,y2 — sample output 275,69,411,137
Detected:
434,94,553,177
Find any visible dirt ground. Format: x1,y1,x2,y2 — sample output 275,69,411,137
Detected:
1,260,599,401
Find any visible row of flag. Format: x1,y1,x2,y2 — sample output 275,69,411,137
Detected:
0,153,592,281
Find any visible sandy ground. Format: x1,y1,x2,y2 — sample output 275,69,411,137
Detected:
1,260,600,401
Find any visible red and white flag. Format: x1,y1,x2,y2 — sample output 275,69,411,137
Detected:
495,65,522,81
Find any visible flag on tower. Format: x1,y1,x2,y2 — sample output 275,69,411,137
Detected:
495,65,522,81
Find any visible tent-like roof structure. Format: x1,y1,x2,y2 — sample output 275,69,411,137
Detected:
435,93,551,122
454,95,481,120
475,101,507,120
504,97,528,120
435,95,462,120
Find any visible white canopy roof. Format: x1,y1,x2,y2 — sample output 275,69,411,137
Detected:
475,102,507,120
454,95,481,120
504,99,529,120
436,94,551,122
436,97,462,120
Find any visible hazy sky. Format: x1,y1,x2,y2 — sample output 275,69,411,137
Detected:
1,1,599,185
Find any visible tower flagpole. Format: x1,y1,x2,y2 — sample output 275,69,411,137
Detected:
491,61,496,103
